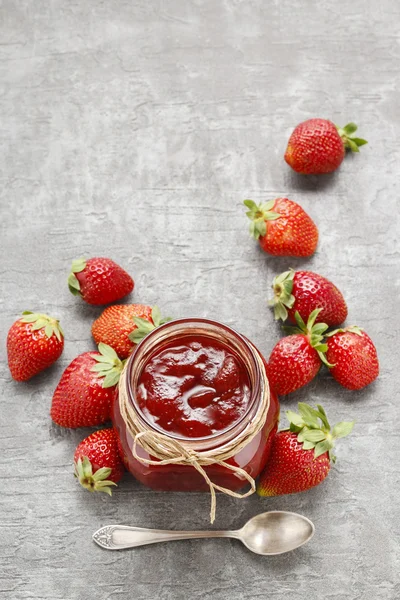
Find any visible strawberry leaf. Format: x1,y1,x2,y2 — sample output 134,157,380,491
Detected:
294,310,307,332
92,467,112,481
90,343,124,388
102,370,122,388
68,258,86,296
21,312,64,340
314,439,333,458
244,198,281,240
68,273,81,295
98,342,120,361
286,409,304,427
336,123,367,152
347,139,360,153
129,309,172,344
350,137,367,147
300,429,326,443
342,122,358,135
71,258,87,273
91,363,114,372
264,212,280,221
316,404,330,430
74,457,118,495
302,440,316,450
284,402,353,464
297,403,321,428
269,270,296,321
332,421,355,439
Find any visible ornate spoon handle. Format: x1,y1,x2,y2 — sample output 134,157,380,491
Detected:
93,525,239,550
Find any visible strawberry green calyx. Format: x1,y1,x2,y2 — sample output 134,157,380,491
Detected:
129,306,172,344
283,308,333,367
326,325,363,338
243,199,281,240
74,456,117,495
285,402,355,462
268,269,295,321
21,311,64,342
68,258,87,296
335,123,367,153
91,343,126,388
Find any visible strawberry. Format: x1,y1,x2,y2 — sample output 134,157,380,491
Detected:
92,304,171,359
7,311,64,381
269,269,347,325
326,326,379,390
74,428,124,494
50,343,124,428
244,198,318,257
284,119,367,174
257,403,354,496
266,309,331,395
68,257,134,305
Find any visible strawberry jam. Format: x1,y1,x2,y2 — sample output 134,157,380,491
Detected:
113,318,280,493
136,335,252,439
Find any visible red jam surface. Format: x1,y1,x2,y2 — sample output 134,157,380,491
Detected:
136,335,251,438
112,328,280,493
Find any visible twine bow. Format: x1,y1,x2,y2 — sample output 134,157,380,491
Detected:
119,355,270,523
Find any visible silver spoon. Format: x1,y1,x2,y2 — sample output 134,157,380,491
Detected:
92,511,315,555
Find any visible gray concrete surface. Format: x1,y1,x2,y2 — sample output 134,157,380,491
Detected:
1,1,399,599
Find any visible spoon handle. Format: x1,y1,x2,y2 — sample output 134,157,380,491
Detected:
93,525,238,550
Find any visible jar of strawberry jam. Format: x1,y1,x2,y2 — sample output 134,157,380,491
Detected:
113,318,279,495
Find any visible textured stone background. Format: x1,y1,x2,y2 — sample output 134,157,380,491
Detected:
1,1,399,599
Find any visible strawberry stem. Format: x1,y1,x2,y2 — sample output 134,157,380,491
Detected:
90,343,126,388
268,269,296,321
283,309,334,368
335,123,367,153
128,306,172,344
286,403,355,462
74,456,117,495
68,258,87,296
21,311,64,341
243,199,281,240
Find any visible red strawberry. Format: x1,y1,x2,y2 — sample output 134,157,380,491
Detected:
92,304,171,359
244,198,318,257
74,428,124,494
7,312,64,381
50,343,124,428
257,403,354,496
326,326,379,390
266,309,331,395
68,257,134,305
269,269,347,326
284,119,367,174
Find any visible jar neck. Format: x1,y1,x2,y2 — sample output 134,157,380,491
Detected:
124,318,265,451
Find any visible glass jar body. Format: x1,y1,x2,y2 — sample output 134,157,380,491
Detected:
112,319,280,492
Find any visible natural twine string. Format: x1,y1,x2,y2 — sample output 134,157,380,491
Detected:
118,354,270,523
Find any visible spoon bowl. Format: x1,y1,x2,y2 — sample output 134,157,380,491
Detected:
93,510,315,555
239,511,315,555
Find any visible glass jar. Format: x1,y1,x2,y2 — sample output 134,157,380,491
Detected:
113,318,279,492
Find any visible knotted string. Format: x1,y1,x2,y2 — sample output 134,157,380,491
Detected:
118,354,270,523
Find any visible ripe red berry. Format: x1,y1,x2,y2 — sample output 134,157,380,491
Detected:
326,327,379,390
266,309,331,396
92,304,171,359
68,257,134,305
50,343,124,428
74,428,125,495
7,312,64,381
284,119,367,175
257,403,354,496
269,269,347,326
244,198,318,257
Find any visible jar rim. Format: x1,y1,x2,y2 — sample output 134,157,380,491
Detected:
125,318,264,450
